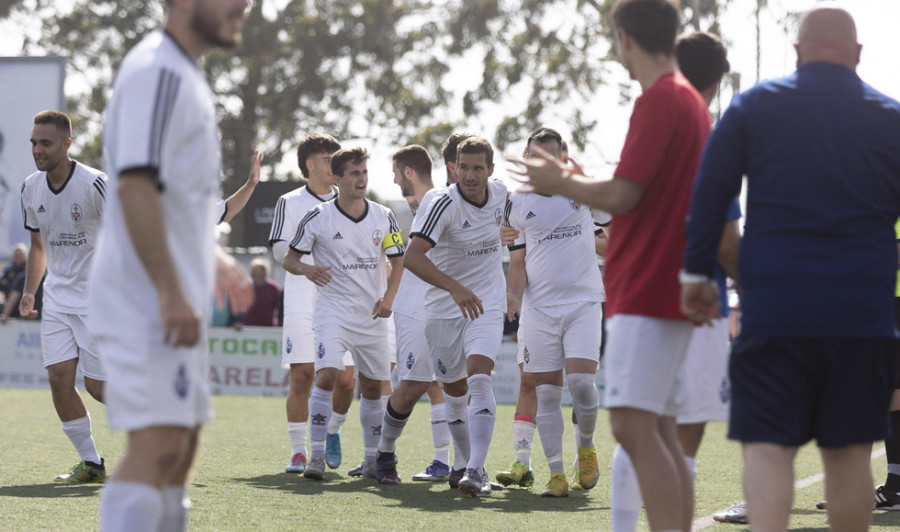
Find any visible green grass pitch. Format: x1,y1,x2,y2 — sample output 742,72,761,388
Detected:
1,388,899,531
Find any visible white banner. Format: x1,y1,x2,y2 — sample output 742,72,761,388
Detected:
0,321,604,405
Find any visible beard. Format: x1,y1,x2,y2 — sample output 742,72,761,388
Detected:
399,177,415,197
190,0,244,50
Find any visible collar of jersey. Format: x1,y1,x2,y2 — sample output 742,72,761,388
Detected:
335,198,369,223
46,160,77,195
456,183,490,208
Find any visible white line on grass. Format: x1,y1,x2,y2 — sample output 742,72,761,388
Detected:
692,446,887,530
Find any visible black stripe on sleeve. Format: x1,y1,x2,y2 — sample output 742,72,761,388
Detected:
288,208,320,250
408,232,435,248
268,197,287,246
119,166,164,192
508,243,525,251
420,195,452,238
148,69,181,172
93,179,107,201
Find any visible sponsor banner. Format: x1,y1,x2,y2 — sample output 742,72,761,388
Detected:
0,321,605,405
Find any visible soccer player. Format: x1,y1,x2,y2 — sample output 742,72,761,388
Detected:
682,7,900,530
611,30,742,530
440,132,473,186
282,147,404,480
19,110,107,483
504,127,605,498
90,1,252,530
268,132,357,474
404,136,508,497
372,145,454,485
509,1,710,528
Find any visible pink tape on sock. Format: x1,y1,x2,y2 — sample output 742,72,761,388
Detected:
514,414,535,424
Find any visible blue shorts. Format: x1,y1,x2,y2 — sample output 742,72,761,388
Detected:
728,335,897,448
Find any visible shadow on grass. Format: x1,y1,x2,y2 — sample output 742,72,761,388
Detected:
0,483,101,498
233,473,604,514
871,511,900,527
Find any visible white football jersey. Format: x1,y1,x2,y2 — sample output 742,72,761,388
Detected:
393,193,444,317
268,185,337,314
290,199,404,325
409,179,508,318
21,161,106,313
91,30,220,341
506,192,608,310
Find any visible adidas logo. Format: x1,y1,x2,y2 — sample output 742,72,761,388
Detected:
38,205,45,213
473,408,493,417
525,211,536,219
448,419,465,426
462,220,471,228
333,232,343,239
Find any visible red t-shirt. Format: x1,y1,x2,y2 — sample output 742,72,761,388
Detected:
243,279,282,326
605,72,710,320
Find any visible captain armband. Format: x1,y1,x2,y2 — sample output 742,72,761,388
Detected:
383,232,403,250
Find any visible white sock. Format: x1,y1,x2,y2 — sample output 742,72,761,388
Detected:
101,481,163,532
378,400,409,453
326,410,347,435
443,391,470,470
308,387,332,454
572,422,580,468
61,415,101,464
359,397,383,458
684,455,697,483
466,374,496,471
158,485,189,532
535,384,565,473
611,445,642,532
286,421,307,457
568,372,600,449
430,403,451,465
513,418,536,468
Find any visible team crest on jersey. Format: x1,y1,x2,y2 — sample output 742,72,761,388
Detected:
372,229,383,246
569,199,581,211
174,363,189,399
317,342,325,359
494,208,502,226
71,203,83,223
437,359,447,374
405,352,415,370
285,337,293,354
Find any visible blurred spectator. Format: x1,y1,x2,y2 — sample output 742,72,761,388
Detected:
243,257,281,327
0,243,27,304
2,271,44,323
210,292,244,330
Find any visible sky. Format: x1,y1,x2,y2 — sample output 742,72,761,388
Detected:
2,0,900,201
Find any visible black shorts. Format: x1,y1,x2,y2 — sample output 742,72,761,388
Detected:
728,335,898,448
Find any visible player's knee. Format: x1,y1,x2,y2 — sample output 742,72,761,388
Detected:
401,381,429,407
46,366,75,391
519,371,536,392
609,409,655,449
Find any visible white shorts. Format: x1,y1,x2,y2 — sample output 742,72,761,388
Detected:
282,312,353,368
394,313,436,382
314,320,391,380
97,333,213,431
519,301,602,373
41,310,105,380
425,311,503,384
603,315,693,417
676,318,731,424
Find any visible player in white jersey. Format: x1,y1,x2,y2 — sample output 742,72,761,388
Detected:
503,128,606,498
268,133,356,474
90,2,251,530
370,145,454,485
440,132,473,186
282,147,404,481
404,136,508,497
19,110,107,484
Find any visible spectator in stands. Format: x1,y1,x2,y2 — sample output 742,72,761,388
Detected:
243,257,281,327
0,243,27,304
1,271,44,323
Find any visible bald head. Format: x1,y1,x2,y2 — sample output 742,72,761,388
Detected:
795,7,861,70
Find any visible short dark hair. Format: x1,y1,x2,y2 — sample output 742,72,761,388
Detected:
330,147,369,177
457,136,494,167
613,0,680,56
296,132,341,178
392,145,433,181
676,32,730,93
561,139,568,153
33,110,72,138
441,132,475,166
525,127,564,156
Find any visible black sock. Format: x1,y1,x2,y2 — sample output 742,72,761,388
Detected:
885,410,900,491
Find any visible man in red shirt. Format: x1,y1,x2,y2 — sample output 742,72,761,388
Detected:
243,258,281,327
509,1,709,530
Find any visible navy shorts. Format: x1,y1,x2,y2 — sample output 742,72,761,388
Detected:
728,335,898,448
